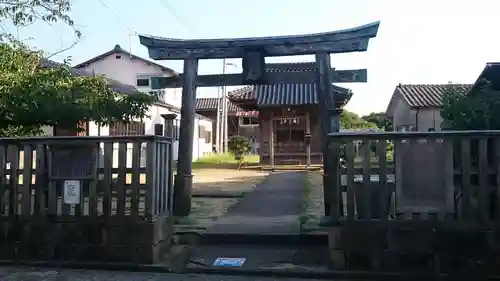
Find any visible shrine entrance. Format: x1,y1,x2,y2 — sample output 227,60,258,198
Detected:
139,21,380,217
274,116,306,154
272,108,308,166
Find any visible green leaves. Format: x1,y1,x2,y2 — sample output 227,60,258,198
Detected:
0,0,157,137
0,41,157,136
361,112,392,131
441,81,500,130
0,0,80,37
228,135,252,160
340,110,377,130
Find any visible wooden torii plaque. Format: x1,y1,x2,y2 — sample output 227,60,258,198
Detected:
139,21,380,217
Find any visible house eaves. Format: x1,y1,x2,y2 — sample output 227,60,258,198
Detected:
73,44,178,76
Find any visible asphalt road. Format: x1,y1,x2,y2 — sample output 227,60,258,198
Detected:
0,266,328,281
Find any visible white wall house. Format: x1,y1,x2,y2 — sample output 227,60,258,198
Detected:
72,44,213,161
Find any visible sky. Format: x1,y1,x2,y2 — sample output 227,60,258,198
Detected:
4,0,500,115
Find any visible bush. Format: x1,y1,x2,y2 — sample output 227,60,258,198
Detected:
228,135,252,169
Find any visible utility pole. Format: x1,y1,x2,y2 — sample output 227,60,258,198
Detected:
215,86,222,153
220,60,237,153
222,58,228,153
220,85,225,152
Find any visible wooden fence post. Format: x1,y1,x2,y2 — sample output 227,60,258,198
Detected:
162,113,177,213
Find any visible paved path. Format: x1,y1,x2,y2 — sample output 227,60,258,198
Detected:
0,266,329,281
206,171,306,235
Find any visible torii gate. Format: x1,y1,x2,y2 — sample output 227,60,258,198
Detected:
139,22,379,217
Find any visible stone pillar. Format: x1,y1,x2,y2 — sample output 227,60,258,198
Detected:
173,58,198,217
161,114,177,138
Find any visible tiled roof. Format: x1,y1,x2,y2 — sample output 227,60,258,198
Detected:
74,44,177,75
227,83,351,107
198,62,353,110
225,62,352,107
396,84,472,108
196,98,243,112
229,86,254,100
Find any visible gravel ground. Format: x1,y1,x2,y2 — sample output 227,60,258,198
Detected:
0,266,326,281
193,169,269,195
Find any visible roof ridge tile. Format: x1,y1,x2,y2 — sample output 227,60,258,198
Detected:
396,83,473,108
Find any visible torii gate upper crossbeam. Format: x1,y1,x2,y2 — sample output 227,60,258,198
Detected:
139,21,379,60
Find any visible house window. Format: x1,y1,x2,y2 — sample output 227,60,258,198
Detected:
198,125,212,144
136,75,150,87
205,131,212,144
239,117,259,126
199,125,205,139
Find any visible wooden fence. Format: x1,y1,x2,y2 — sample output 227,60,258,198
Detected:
326,131,500,273
0,135,175,264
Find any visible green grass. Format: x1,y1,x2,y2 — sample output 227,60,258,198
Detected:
298,173,315,232
193,153,259,164
191,153,260,170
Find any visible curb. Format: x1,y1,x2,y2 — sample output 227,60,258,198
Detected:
0,260,497,281
185,266,486,281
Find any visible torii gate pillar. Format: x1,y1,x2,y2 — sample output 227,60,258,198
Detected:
173,59,198,216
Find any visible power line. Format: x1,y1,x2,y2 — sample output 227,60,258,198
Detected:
96,0,134,34
96,0,137,54
158,0,196,32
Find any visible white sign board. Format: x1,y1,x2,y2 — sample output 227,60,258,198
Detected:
213,257,246,267
63,180,81,204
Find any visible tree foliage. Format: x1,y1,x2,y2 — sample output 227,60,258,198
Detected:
0,0,80,37
361,112,392,131
441,81,500,130
340,110,377,130
228,135,252,169
228,135,251,159
0,0,158,136
0,40,158,136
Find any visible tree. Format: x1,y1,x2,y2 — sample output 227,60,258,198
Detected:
441,81,500,130
361,112,392,131
0,0,157,136
227,135,251,169
340,110,377,130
